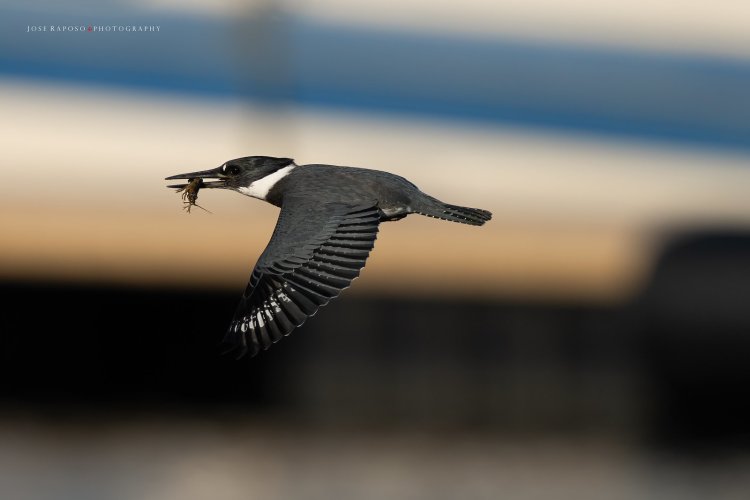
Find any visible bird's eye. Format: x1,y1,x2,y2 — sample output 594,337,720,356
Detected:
225,164,241,175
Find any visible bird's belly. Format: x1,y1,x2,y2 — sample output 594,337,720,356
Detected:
379,205,411,221
381,206,406,216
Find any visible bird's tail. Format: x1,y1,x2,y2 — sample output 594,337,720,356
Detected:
417,198,492,226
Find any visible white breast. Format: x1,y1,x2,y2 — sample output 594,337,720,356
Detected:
238,165,296,200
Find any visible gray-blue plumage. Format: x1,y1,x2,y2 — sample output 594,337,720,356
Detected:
166,156,492,357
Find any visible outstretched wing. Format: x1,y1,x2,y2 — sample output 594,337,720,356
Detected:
222,198,381,358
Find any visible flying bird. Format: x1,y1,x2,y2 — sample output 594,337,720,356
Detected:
166,156,492,357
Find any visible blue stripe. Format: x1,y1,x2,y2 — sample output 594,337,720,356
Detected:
2,7,750,152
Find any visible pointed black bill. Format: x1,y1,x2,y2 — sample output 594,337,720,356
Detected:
165,165,227,189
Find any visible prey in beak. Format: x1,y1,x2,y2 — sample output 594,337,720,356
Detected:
166,165,229,213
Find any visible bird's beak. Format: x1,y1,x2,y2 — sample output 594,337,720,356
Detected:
165,165,228,189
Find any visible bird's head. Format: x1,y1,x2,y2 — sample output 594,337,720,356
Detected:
166,156,296,200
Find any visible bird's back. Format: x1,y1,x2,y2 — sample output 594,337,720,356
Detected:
268,164,421,211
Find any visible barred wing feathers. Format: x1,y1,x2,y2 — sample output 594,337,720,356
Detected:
222,199,380,358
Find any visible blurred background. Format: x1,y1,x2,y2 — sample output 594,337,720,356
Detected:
1,0,750,498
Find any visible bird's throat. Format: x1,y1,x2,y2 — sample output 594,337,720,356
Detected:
238,165,296,200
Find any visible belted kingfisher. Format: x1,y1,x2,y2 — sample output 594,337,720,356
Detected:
166,156,492,358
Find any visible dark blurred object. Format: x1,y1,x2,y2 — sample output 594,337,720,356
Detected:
0,281,636,434
1,230,749,450
636,230,750,448
0,283,278,411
